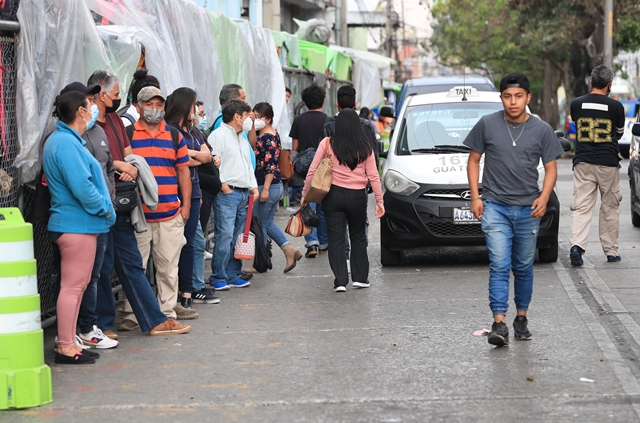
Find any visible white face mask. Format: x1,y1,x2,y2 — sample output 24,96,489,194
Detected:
254,119,266,131
242,117,253,132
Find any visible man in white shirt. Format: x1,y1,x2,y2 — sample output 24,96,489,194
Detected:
208,100,259,290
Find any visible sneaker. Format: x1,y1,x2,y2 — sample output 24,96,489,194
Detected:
352,281,370,289
607,255,621,263
346,259,351,274
103,330,118,340
192,288,221,304
149,318,191,336
173,303,199,320
118,319,139,331
180,296,194,309
488,321,509,347
229,278,251,288
305,246,319,258
239,272,253,281
570,245,584,266
334,286,347,292
212,281,230,291
79,325,120,349
54,334,89,351
513,316,532,340
204,251,213,260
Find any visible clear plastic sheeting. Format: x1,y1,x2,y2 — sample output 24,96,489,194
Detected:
351,58,382,110
96,26,142,102
15,0,111,182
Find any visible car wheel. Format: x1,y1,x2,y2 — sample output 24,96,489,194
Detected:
381,242,401,266
538,242,558,263
632,195,640,227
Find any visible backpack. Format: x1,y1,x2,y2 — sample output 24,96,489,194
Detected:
250,216,272,273
125,123,181,150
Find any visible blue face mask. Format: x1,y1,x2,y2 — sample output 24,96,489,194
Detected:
87,104,99,130
196,115,208,131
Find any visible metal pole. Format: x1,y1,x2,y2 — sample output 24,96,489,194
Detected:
603,0,613,68
385,0,393,58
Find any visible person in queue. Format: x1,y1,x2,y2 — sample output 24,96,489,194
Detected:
43,87,115,364
301,109,385,292
252,102,302,273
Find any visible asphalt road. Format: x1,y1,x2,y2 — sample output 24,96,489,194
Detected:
6,157,640,422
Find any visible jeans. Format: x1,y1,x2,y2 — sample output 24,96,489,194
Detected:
209,189,249,284
256,183,289,248
481,200,540,317
78,232,109,334
322,186,369,287
304,202,328,249
178,199,201,294
98,215,168,333
192,221,206,293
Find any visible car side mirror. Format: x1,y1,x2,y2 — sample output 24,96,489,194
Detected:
632,123,640,137
555,130,572,152
380,106,395,118
554,130,565,138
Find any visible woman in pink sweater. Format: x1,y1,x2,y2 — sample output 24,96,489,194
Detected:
302,109,385,292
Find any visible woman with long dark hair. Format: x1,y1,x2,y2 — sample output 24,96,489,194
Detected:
252,102,302,273
43,88,115,363
164,88,214,313
302,108,385,292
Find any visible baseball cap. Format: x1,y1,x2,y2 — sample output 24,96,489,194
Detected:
60,82,101,96
499,72,530,92
137,86,165,103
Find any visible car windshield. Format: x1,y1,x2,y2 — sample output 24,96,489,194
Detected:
397,102,503,155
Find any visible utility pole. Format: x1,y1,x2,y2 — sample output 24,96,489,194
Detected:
385,0,393,58
335,0,347,47
603,0,613,68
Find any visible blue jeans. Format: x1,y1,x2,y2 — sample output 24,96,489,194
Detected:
256,183,289,248
178,199,201,294
209,189,249,284
304,202,328,249
192,221,206,293
78,232,109,334
481,200,540,317
97,214,168,333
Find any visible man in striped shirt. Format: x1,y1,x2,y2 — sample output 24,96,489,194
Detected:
126,86,192,320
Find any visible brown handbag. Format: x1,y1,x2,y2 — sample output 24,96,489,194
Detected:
304,141,332,203
279,148,294,179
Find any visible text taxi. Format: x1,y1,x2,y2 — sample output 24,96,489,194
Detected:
379,87,564,266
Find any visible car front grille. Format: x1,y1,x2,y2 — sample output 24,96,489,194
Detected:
422,188,483,200
417,212,484,237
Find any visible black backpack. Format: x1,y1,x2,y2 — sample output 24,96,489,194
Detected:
125,123,181,150
250,216,272,273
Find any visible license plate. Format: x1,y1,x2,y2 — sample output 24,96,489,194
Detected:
453,207,480,225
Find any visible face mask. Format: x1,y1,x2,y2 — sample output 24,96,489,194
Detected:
242,117,253,133
84,104,99,130
196,116,208,131
254,119,266,131
142,108,165,124
105,96,121,114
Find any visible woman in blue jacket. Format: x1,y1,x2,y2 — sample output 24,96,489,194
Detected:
43,88,115,364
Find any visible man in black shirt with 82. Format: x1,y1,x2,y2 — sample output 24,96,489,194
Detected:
569,64,625,266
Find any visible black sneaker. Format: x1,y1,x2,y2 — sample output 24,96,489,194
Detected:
607,255,621,263
191,288,220,304
513,315,532,340
488,321,509,347
192,289,221,304
570,245,584,266
305,246,319,258
180,296,194,309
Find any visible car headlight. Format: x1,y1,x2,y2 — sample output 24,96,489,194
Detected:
384,170,420,196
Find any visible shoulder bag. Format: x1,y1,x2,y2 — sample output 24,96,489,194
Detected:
234,195,256,260
304,141,332,204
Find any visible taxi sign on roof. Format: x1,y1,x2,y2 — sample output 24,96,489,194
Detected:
447,86,479,97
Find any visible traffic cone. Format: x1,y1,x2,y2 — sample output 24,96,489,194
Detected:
0,208,52,409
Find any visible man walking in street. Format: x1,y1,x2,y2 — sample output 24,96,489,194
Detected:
569,65,625,266
465,72,564,347
208,99,259,291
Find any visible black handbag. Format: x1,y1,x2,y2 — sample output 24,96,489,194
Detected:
114,178,139,213
300,204,319,228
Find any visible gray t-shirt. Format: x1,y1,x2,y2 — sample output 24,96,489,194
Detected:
463,111,564,206
83,125,115,200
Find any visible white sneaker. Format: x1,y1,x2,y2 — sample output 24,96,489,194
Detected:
352,281,370,289
79,325,120,349
347,259,351,274
204,251,213,260
334,286,347,292
54,334,89,351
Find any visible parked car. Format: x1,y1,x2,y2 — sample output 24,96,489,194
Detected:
627,120,640,226
379,87,571,266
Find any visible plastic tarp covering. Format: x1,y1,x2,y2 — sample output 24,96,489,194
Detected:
235,20,292,150
271,31,302,69
352,58,382,110
15,0,111,182
96,26,142,102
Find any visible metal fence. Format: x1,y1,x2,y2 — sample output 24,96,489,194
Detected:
283,67,351,118
0,35,19,209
